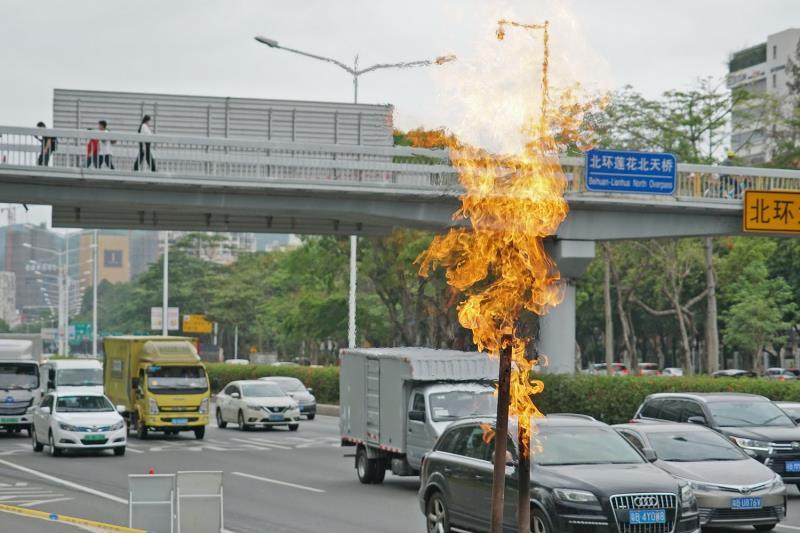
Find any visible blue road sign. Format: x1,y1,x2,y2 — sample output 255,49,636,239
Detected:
585,148,677,194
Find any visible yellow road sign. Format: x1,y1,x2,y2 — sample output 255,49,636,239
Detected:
182,314,213,334
743,190,800,234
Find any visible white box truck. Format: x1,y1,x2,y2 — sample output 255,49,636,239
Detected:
340,347,498,484
0,339,43,435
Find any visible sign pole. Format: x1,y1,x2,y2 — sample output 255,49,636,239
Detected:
517,422,531,533
489,336,512,533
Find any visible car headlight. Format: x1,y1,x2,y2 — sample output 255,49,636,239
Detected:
58,421,80,431
770,474,785,490
246,404,262,410
676,477,716,492
730,436,770,452
148,397,159,415
553,488,599,504
110,420,125,431
680,484,697,510
198,398,209,414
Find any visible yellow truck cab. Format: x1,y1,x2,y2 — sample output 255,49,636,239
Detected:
103,336,210,440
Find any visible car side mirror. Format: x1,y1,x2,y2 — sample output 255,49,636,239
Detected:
231,392,240,399
687,416,707,426
40,406,51,415
306,388,313,393
409,410,426,422
47,381,55,390
642,447,658,462
48,369,55,381
116,405,126,414
131,377,140,389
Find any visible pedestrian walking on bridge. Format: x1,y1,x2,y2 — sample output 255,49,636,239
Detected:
133,115,156,171
97,120,115,169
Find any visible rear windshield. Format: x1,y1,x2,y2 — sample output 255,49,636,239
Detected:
647,430,746,462
708,401,795,427
57,368,103,387
56,395,113,412
0,363,39,390
534,427,644,466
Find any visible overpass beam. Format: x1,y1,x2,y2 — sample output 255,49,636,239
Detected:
539,240,596,373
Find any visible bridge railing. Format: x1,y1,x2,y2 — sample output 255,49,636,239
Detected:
0,126,458,190
2,126,800,200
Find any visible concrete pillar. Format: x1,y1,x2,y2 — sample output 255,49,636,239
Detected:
539,240,596,373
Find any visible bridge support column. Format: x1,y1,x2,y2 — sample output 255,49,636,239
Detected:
539,240,596,373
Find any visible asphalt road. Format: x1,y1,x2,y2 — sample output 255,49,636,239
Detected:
1,416,800,532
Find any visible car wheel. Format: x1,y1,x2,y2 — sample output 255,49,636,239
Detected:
288,424,299,431
114,446,126,456
425,491,450,533
31,427,43,452
532,509,551,533
194,427,205,440
216,408,227,429
754,525,777,531
238,411,249,431
306,414,315,421
49,432,62,457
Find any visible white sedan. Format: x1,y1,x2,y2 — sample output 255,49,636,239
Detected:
216,380,300,431
31,391,127,456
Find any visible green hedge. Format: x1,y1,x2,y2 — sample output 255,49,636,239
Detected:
204,367,800,423
537,375,800,425
205,364,339,405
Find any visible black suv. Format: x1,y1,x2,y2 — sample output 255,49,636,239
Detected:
633,393,800,485
419,415,700,533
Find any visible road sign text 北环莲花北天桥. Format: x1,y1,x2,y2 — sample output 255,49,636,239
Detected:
585,148,677,195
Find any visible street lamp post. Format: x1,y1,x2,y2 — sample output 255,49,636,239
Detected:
162,231,169,337
254,35,455,348
92,230,98,357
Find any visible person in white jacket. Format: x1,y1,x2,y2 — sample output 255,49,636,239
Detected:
133,115,156,171
97,120,115,170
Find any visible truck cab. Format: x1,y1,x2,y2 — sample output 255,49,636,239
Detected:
0,339,42,435
104,336,210,440
40,359,104,394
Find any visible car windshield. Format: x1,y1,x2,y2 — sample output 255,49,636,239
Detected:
270,379,305,393
241,383,285,398
146,366,208,394
55,395,113,412
647,431,746,462
534,427,645,466
56,368,103,387
779,405,800,419
429,390,497,421
0,363,39,390
708,401,795,427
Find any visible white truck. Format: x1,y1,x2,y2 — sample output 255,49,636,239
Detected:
40,358,104,394
340,347,498,484
0,339,43,435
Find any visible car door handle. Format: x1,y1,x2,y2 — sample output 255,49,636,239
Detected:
443,466,452,474
408,427,413,432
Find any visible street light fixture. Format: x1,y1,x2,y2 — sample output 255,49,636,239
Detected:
254,34,455,349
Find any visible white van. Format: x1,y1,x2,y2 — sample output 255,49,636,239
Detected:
0,339,42,435
40,359,104,394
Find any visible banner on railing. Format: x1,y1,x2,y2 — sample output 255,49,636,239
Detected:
743,190,800,234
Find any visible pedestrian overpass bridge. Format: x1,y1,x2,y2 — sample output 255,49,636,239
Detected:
3,125,799,371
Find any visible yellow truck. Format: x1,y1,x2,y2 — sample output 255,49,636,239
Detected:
103,336,210,440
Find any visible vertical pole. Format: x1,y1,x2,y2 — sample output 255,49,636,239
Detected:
517,423,531,533
490,337,512,533
64,236,70,356
348,65,359,350
234,325,239,360
92,229,98,357
57,254,64,356
162,231,168,336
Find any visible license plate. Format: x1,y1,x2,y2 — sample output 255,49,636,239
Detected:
629,510,666,525
83,434,106,441
786,461,800,473
732,497,762,510
269,414,284,421
0,417,18,423
172,418,188,425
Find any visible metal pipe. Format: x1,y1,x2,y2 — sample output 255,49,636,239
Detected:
162,231,168,336
490,337,512,533
92,229,98,357
517,422,531,533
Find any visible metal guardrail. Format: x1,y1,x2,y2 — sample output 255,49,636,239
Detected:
2,126,800,201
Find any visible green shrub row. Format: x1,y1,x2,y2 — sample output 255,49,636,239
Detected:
204,366,800,423
205,363,339,405
537,375,800,425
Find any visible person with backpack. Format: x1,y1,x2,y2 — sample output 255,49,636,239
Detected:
97,120,115,169
133,115,156,171
35,121,57,166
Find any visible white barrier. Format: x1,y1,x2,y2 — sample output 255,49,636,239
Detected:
129,473,174,533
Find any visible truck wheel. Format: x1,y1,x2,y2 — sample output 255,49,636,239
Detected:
136,416,148,440
373,459,386,484
238,411,249,431
216,408,227,429
194,427,205,440
356,446,374,483
307,414,316,421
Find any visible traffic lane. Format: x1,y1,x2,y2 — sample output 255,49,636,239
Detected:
0,416,424,533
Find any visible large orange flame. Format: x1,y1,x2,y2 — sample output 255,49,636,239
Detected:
417,19,599,456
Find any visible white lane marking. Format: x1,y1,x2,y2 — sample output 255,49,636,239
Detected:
124,446,144,454
0,459,127,504
778,526,800,531
237,438,292,450
18,497,72,507
232,472,325,494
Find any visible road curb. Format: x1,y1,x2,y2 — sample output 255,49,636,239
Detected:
317,404,340,416
0,503,144,532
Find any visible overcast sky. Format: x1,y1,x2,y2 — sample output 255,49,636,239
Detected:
2,0,799,227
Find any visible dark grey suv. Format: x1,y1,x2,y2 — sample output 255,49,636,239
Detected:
633,393,800,485
419,415,700,533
